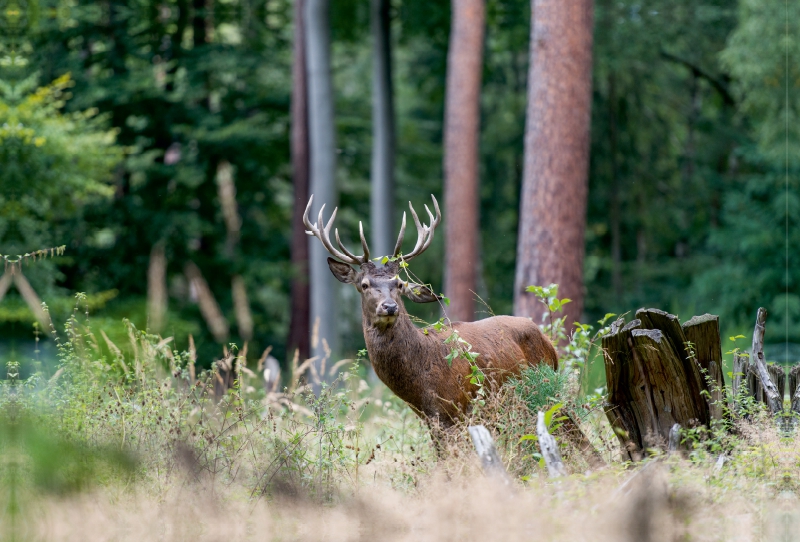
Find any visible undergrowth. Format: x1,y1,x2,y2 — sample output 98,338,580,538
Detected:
1,292,799,541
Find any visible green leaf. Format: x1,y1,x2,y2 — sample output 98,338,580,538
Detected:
599,313,617,325
544,402,564,429
441,296,450,306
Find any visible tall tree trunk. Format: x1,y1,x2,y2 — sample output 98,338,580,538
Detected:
514,0,594,328
147,242,168,333
443,0,485,323
192,0,212,45
13,273,51,331
214,161,253,342
288,0,311,363
304,0,338,371
370,0,395,259
608,72,622,297
185,261,229,342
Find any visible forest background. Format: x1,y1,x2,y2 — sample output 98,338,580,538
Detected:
0,0,797,377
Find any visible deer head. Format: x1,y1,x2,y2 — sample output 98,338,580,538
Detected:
303,195,442,329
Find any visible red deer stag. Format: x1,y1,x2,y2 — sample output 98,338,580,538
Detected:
304,195,557,429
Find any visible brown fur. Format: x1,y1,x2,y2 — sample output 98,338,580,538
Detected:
328,259,558,428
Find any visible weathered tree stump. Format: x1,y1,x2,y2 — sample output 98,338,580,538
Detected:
682,314,725,421
603,318,644,460
603,310,711,459
732,351,748,410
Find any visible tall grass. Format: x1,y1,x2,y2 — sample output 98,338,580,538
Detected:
1,300,798,541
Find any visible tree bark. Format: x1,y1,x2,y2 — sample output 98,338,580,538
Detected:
304,0,338,370
12,273,51,331
215,161,241,258
467,425,512,485
0,272,12,303
514,0,594,327
370,0,395,260
185,261,229,342
192,0,212,45
682,313,725,421
537,411,567,477
231,275,253,341
608,72,622,297
443,0,485,323
602,311,714,457
287,0,311,363
750,308,781,414
147,242,168,333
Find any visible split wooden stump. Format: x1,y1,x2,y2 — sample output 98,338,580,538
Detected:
603,309,725,460
605,307,791,460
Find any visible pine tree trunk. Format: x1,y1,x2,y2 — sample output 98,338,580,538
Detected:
288,0,311,363
147,242,168,333
443,0,485,323
304,0,338,371
370,0,395,259
514,0,594,327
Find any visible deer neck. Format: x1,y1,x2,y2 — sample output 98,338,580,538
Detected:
361,303,427,370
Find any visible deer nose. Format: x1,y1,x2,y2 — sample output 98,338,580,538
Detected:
381,301,398,315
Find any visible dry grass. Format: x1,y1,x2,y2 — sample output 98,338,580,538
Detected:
3,318,800,541
17,452,800,542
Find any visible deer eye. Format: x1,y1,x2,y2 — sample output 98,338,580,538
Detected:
361,282,369,290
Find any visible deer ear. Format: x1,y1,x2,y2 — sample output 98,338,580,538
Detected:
327,258,358,284
401,282,441,304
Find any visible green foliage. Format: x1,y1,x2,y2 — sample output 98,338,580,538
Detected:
0,73,122,303
0,0,794,366
720,0,800,164
511,364,569,415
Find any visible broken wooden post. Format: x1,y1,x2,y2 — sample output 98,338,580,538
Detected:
750,308,781,414
667,423,681,456
537,411,567,477
602,318,645,461
682,314,725,421
603,310,713,458
468,425,512,485
732,351,747,410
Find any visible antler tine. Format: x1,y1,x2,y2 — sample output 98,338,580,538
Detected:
358,222,370,262
334,228,361,262
407,202,426,257
402,195,442,262
419,199,441,252
392,211,407,257
302,195,317,235
303,199,362,265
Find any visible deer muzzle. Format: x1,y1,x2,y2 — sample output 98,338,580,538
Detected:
376,300,399,323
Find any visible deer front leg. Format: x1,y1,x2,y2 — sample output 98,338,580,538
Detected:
420,390,458,458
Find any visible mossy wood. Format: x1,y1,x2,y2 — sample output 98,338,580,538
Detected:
602,309,712,459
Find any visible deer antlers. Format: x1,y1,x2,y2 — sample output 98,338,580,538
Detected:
303,195,441,266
